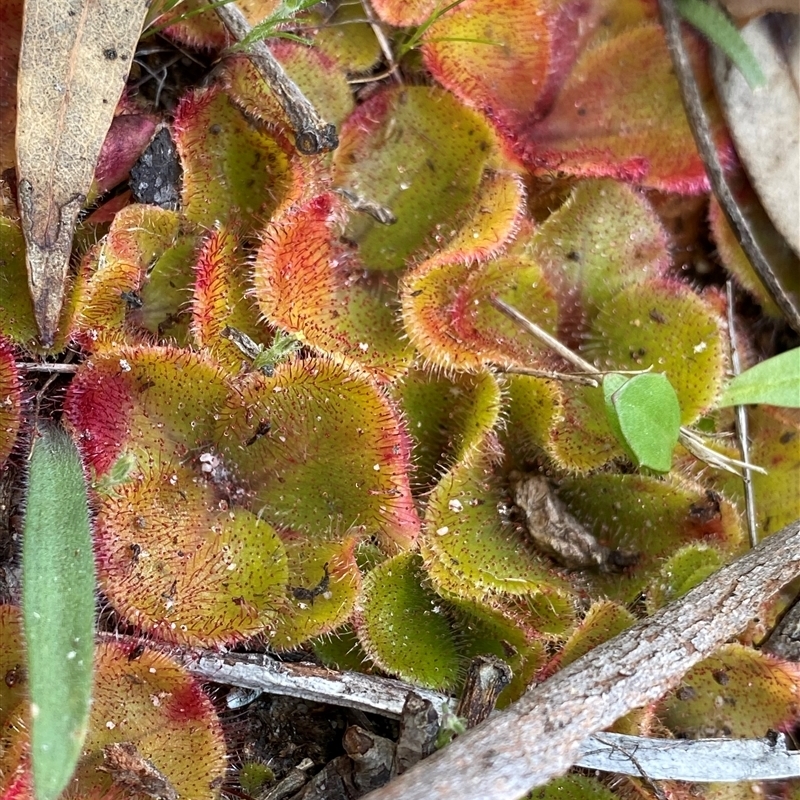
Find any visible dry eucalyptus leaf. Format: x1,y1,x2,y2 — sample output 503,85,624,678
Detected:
712,16,800,257
16,0,149,346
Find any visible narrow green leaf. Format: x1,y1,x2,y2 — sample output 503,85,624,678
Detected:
718,348,800,408
23,425,95,800
676,0,766,89
604,373,681,473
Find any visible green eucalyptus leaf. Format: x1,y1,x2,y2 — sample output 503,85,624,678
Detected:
23,425,95,800
718,348,800,408
603,372,681,473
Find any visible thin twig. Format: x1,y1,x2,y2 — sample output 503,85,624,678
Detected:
15,363,80,373
578,731,800,782
492,364,599,387
361,516,800,800
360,0,401,83
726,280,758,547
656,0,800,333
215,2,338,154
491,298,597,374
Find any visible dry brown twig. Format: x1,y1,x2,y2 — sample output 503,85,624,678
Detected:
214,2,338,155
359,516,800,800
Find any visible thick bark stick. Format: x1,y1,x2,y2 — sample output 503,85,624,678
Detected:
362,517,800,800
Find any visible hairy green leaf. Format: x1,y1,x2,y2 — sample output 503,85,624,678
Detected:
718,348,800,408
23,425,95,800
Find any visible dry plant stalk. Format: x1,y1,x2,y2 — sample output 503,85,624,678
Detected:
362,517,800,800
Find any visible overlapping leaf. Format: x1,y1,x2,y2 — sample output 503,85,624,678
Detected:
70,204,196,348
0,338,20,466
173,82,301,232
64,345,418,644
654,643,800,738
0,611,227,798
332,85,504,271
520,24,733,192
558,473,744,602
252,192,414,376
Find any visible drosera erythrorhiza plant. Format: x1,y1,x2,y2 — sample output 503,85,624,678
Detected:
1,0,800,797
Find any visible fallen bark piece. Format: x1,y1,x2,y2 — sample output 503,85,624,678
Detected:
181,649,452,721
392,694,439,777
16,0,149,346
360,517,800,800
455,655,512,729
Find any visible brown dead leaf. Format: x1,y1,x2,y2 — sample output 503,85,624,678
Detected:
16,0,149,347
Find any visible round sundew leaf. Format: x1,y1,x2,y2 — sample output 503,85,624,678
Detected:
64,641,227,799
708,196,782,318
332,85,500,271
252,193,414,377
713,406,800,539
422,448,569,601
655,643,800,739
395,367,502,489
369,0,437,25
0,217,37,348
215,357,420,551
94,459,288,645
529,774,621,800
70,204,189,347
645,543,726,613
401,251,559,371
514,587,577,638
137,238,198,346
64,345,230,475
0,215,75,354
430,168,527,266
584,277,725,425
422,0,556,130
173,83,298,232
0,634,227,799
312,624,371,673
444,595,547,706
558,473,744,603
270,533,362,650
0,705,30,799
312,2,383,76
522,23,733,192
719,348,800,409
557,600,636,670
530,179,670,319
160,0,230,50
546,382,625,472
0,339,20,466
504,374,562,462
358,551,461,691
604,372,682,473
191,224,272,372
